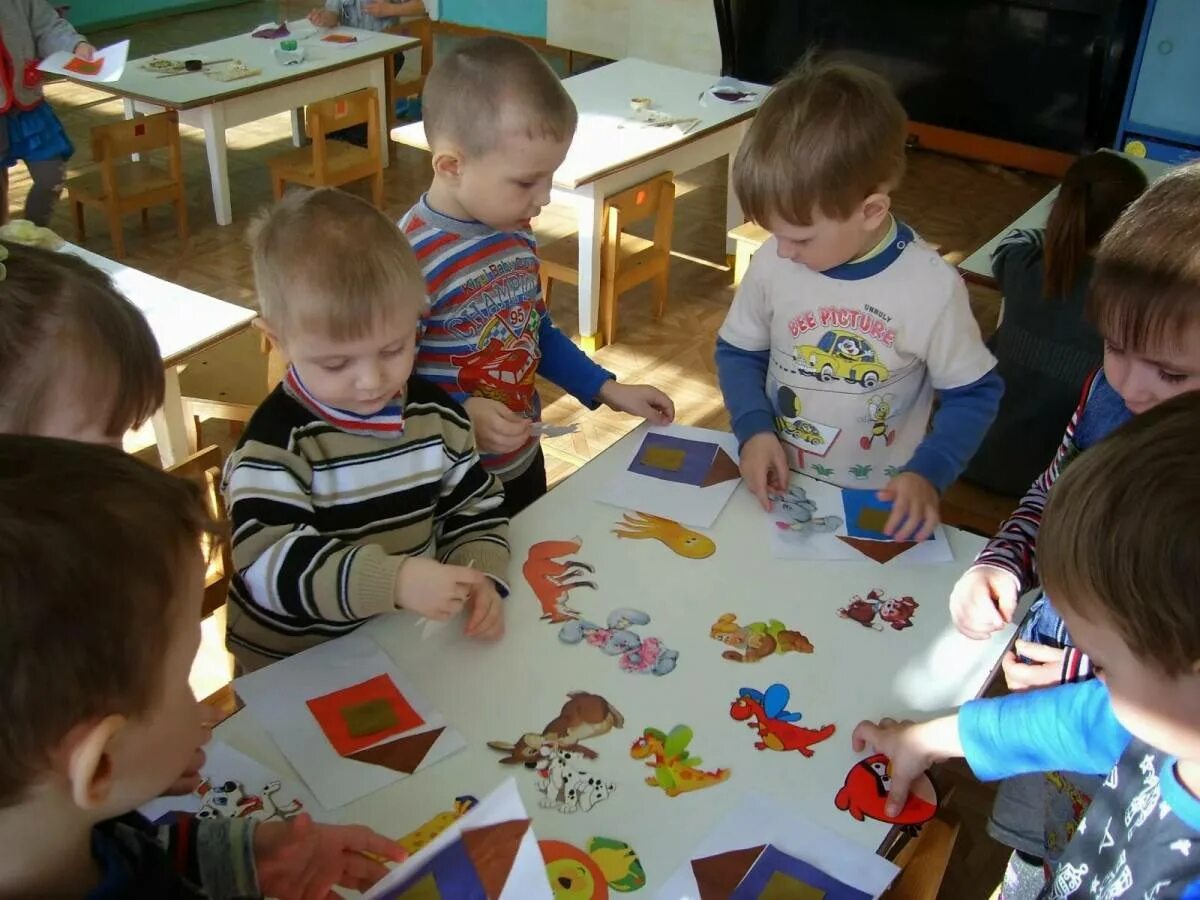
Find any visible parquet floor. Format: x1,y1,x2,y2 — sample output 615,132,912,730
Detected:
8,5,1059,896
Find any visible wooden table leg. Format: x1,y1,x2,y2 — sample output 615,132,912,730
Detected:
150,367,195,468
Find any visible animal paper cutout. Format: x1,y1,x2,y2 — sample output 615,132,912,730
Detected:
396,796,479,854
541,837,646,897
631,725,730,797
837,590,919,632
193,777,303,823
306,674,424,756
628,433,740,488
612,512,716,559
710,613,814,663
773,486,843,536
587,837,646,892
535,747,616,814
729,685,835,756
488,692,624,765
560,609,679,675
834,754,938,828
379,818,532,898
524,538,597,623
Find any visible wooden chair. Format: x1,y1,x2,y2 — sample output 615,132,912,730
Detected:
882,808,962,899
168,445,232,620
64,110,187,260
386,15,434,125
539,172,676,348
266,88,383,207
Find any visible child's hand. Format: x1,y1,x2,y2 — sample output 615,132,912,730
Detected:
464,397,533,455
949,564,1020,639
254,813,405,899
395,558,484,620
73,42,96,60
464,579,505,640
877,472,939,541
363,0,398,16
739,432,788,511
851,716,960,818
597,381,675,424
1002,640,1065,691
308,8,339,26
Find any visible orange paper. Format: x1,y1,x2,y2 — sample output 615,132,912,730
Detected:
306,674,424,756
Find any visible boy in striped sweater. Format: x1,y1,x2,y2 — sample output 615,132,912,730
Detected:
400,37,675,516
224,188,509,672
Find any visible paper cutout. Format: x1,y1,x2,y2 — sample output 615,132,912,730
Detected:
64,56,102,76
252,22,290,38
397,796,479,854
612,512,716,559
39,40,129,83
835,536,919,564
534,747,616,813
524,538,596,623
462,819,531,896
835,754,938,828
348,727,445,773
322,32,358,43
730,685,835,756
631,725,730,797
854,506,891,534
587,838,645,892
342,698,400,737
560,609,679,676
733,845,869,900
773,486,842,536
488,691,624,766
395,873,440,899
839,489,896,541
628,433,739,488
710,613,813,663
193,776,303,822
541,840,610,899
641,445,685,471
691,845,766,900
307,674,424,756
837,590,919,632
758,872,825,900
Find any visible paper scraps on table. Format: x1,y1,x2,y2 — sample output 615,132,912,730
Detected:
729,684,835,757
836,590,919,632
534,745,617,814
834,754,938,829
251,21,290,38
364,779,552,899
523,537,597,624
710,613,813,663
321,30,360,45
534,422,580,438
560,609,679,676
612,511,716,559
541,836,647,897
488,691,625,765
39,40,129,83
631,725,730,797
396,795,479,855
207,61,262,82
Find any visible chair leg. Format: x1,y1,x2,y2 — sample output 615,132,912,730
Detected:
540,272,553,311
175,195,189,243
272,175,285,201
653,268,669,320
600,277,618,347
371,170,383,208
72,200,85,241
106,207,126,259
140,207,150,232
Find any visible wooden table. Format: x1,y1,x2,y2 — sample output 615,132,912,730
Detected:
215,423,1022,892
64,21,417,226
391,58,764,351
62,243,256,466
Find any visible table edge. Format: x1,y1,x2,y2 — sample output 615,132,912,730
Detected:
161,315,256,368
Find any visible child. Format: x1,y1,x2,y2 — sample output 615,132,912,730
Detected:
0,435,403,897
715,58,1001,541
964,152,1147,497
855,390,1200,899
309,0,430,34
1,2,94,225
399,36,675,517
226,188,509,672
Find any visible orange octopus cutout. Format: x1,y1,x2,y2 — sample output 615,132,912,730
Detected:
612,512,716,559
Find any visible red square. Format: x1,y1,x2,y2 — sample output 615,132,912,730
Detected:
334,99,348,119
306,674,425,756
134,122,146,137
636,189,647,205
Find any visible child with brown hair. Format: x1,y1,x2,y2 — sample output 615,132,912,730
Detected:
715,57,1001,540
401,36,675,517
964,152,1147,496
227,187,509,672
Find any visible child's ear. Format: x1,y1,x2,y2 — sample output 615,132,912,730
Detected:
432,147,464,183
861,192,892,230
63,715,126,811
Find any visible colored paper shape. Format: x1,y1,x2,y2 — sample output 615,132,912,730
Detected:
836,536,919,564
760,872,825,900
628,433,738,488
641,445,685,471
323,32,358,43
839,489,895,541
342,698,400,737
396,873,441,899
348,727,445,773
252,22,290,38
703,446,742,488
731,845,869,900
462,819,531,898
540,840,610,899
64,56,103,76
855,506,891,534
691,845,766,900
307,674,425,756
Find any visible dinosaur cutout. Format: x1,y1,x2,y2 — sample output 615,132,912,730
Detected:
729,684,835,756
630,725,730,797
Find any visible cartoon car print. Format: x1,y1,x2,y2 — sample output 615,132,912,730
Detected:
795,329,890,389
776,416,825,446
451,338,537,415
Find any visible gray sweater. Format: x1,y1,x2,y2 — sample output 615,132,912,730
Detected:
0,0,84,111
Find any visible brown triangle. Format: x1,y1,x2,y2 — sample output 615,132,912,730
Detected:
461,818,530,899
837,535,918,564
702,446,742,488
346,726,444,773
691,844,766,900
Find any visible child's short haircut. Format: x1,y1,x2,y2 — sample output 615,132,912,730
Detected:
0,435,218,808
1088,163,1200,353
421,36,577,159
733,57,907,227
249,188,426,341
0,242,163,436
1040,390,1200,674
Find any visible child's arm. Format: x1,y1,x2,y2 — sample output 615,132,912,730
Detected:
309,3,341,27
152,813,258,897
990,227,1043,285
28,0,87,57
254,814,404,898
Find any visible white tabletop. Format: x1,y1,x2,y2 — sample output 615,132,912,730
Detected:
391,58,764,188
75,20,415,110
62,243,256,366
215,423,1019,891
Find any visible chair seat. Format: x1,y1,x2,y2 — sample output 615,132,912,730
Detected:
540,232,661,283
65,161,178,204
268,140,376,183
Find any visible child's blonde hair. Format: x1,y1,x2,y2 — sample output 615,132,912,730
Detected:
0,242,163,437
248,188,426,341
421,36,577,158
733,57,907,227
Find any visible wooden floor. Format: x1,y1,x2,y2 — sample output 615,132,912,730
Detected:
10,4,1059,896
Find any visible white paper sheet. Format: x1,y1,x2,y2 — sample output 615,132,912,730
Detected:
234,633,466,810
595,424,742,528
39,40,129,83
657,792,899,899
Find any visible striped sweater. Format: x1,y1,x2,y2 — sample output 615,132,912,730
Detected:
223,371,510,671
399,195,613,480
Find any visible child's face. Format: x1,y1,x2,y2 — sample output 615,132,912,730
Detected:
280,311,419,415
454,128,571,232
767,197,889,273
1104,327,1200,415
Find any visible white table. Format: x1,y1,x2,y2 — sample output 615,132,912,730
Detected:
392,58,764,351
62,243,256,466
66,22,417,226
959,151,1172,285
215,424,1021,892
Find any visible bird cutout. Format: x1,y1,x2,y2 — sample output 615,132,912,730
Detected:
835,753,937,829
729,684,836,756
612,512,716,559
631,725,730,797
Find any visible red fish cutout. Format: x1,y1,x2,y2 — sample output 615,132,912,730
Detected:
834,753,937,827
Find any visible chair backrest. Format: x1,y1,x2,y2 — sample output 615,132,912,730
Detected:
168,444,232,619
91,110,184,194
389,15,434,79
307,87,380,166
603,172,676,263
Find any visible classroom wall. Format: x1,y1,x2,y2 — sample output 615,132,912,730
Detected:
67,0,244,32
441,0,547,37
